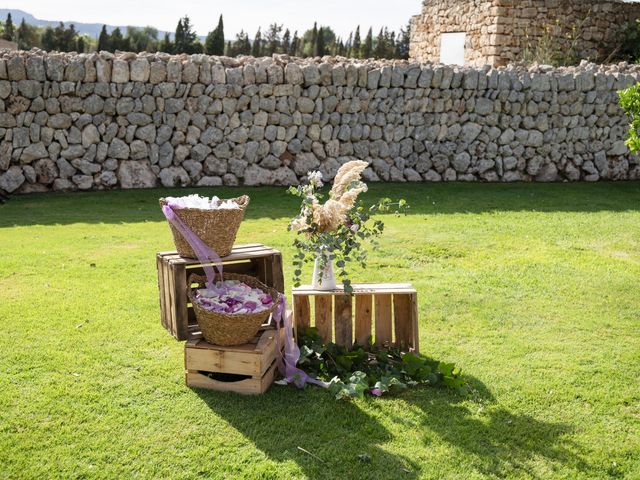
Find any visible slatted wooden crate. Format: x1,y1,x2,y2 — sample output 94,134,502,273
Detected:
157,244,285,341
185,327,284,395
292,284,419,352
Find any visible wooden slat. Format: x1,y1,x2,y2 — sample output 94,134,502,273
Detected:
271,253,285,293
157,253,168,329
334,295,353,347
293,295,310,333
166,255,179,339
410,293,419,353
171,260,189,340
314,295,333,343
294,283,416,295
186,360,277,395
173,244,279,266
393,294,413,349
355,294,372,346
374,294,393,345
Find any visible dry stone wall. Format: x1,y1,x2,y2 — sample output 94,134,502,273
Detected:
0,50,639,194
410,0,640,67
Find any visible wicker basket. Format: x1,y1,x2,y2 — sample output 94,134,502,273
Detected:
160,195,249,258
187,273,280,346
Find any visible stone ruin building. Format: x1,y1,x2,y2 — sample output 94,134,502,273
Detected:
410,0,640,66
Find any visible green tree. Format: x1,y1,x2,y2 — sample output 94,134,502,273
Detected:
97,25,110,51
126,26,159,52
77,36,85,53
174,16,201,54
290,30,299,56
265,23,282,55
309,22,318,56
397,22,411,59
228,30,251,56
40,27,55,51
315,27,325,56
3,13,14,41
282,29,291,55
345,31,353,57
251,27,262,56
374,27,386,58
110,27,124,51
160,32,172,53
16,19,39,50
362,27,373,58
205,15,225,55
352,25,361,58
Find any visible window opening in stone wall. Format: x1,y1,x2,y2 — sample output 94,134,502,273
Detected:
440,32,466,65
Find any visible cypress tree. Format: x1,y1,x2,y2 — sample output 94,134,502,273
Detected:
363,27,373,58
174,18,184,52
282,29,291,54
353,26,361,58
77,36,85,53
290,30,299,56
97,25,110,51
3,13,14,41
315,27,325,57
251,28,262,57
345,32,353,57
310,22,318,56
205,15,225,55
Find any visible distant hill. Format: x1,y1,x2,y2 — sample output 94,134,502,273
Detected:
0,8,186,40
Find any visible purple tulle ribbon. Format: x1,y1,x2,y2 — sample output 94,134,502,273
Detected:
162,203,326,390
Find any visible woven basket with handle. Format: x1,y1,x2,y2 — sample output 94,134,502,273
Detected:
159,195,249,258
187,273,280,346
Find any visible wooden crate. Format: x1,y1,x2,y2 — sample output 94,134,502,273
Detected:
292,284,419,352
185,328,283,395
157,244,285,341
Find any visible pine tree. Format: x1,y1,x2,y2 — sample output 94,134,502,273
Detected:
251,28,262,56
353,25,361,58
174,18,185,51
315,27,325,57
374,27,385,58
265,23,282,55
363,27,373,59
3,13,14,41
97,25,110,51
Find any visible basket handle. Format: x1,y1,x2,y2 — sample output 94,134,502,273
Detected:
235,195,250,210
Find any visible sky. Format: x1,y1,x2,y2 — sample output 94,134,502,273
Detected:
6,0,422,39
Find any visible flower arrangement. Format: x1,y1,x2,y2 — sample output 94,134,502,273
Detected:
288,160,407,293
193,280,274,314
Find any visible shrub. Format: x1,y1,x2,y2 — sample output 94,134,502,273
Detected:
618,83,640,153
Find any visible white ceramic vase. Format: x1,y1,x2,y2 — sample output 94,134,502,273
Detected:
312,254,337,290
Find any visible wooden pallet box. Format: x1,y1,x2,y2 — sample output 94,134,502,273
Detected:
185,328,284,395
157,244,285,341
292,283,419,352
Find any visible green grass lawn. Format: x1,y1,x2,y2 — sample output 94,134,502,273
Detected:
1,182,639,480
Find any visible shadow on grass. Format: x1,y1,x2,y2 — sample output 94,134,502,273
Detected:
392,375,591,479
194,374,588,479
1,182,639,227
195,387,421,479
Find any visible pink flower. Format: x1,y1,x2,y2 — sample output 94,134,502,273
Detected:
370,388,382,396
